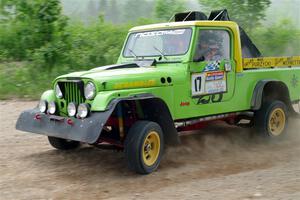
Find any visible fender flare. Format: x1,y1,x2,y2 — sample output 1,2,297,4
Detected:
251,79,276,110
106,94,180,146
251,79,292,111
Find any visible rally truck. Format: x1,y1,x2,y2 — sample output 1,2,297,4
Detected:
16,10,300,174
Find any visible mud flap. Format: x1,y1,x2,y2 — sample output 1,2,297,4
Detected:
15,108,114,144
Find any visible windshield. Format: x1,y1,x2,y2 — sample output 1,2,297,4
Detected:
123,28,192,58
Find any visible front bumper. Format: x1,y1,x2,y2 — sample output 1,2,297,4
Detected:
16,108,113,143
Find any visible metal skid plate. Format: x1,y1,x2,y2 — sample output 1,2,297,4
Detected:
15,108,114,144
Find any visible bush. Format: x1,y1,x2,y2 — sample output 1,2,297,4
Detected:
251,19,300,56
0,19,133,99
0,62,60,99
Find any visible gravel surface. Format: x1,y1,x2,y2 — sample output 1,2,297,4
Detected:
0,100,299,200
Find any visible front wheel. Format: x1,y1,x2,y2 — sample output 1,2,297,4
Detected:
124,121,164,174
48,136,80,150
254,100,288,137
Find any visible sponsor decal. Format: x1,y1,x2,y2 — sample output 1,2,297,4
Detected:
205,79,227,94
243,56,300,69
114,80,156,89
134,29,186,38
203,60,221,72
205,71,225,81
197,94,223,105
180,101,190,107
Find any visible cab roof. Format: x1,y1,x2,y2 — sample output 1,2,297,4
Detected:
129,21,239,32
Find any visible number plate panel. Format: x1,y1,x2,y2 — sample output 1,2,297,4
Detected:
191,71,227,97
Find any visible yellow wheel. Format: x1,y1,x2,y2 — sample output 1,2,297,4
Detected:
142,131,161,166
268,108,286,136
125,121,164,174
254,100,288,137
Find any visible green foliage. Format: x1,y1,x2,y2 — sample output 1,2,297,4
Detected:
155,0,186,21
199,0,271,32
60,20,130,69
251,19,300,56
0,0,68,61
0,62,56,99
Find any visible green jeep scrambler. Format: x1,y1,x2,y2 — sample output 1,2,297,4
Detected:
16,10,300,174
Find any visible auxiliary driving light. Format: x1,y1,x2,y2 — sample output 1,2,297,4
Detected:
48,101,57,114
67,102,77,117
77,103,90,118
38,100,47,113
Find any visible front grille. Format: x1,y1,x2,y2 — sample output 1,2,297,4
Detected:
58,81,85,105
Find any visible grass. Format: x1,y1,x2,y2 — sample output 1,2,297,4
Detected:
0,62,57,100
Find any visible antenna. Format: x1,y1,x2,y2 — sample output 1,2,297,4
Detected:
212,9,225,21
182,11,193,21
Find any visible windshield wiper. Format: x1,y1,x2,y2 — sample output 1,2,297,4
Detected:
128,48,139,59
153,46,168,60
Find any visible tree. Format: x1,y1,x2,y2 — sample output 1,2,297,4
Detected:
0,0,68,62
252,19,300,56
198,0,271,32
155,0,186,21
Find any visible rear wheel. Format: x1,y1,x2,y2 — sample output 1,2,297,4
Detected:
48,136,80,150
124,121,164,174
254,100,288,137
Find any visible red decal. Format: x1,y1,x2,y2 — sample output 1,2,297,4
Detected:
180,102,190,106
207,71,224,76
34,114,41,120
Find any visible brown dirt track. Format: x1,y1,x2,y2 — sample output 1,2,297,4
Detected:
0,100,299,200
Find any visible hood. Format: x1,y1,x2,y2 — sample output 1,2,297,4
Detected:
56,62,186,91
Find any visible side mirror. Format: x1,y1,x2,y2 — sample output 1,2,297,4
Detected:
224,60,232,72
193,55,205,62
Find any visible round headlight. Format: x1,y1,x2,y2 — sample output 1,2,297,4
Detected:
84,82,96,100
38,100,47,113
55,84,63,99
48,101,57,114
67,102,77,117
77,103,90,118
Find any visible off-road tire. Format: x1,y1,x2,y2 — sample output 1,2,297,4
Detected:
254,100,288,137
48,136,80,150
124,121,164,174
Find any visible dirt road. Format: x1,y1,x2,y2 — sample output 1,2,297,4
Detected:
0,101,299,200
